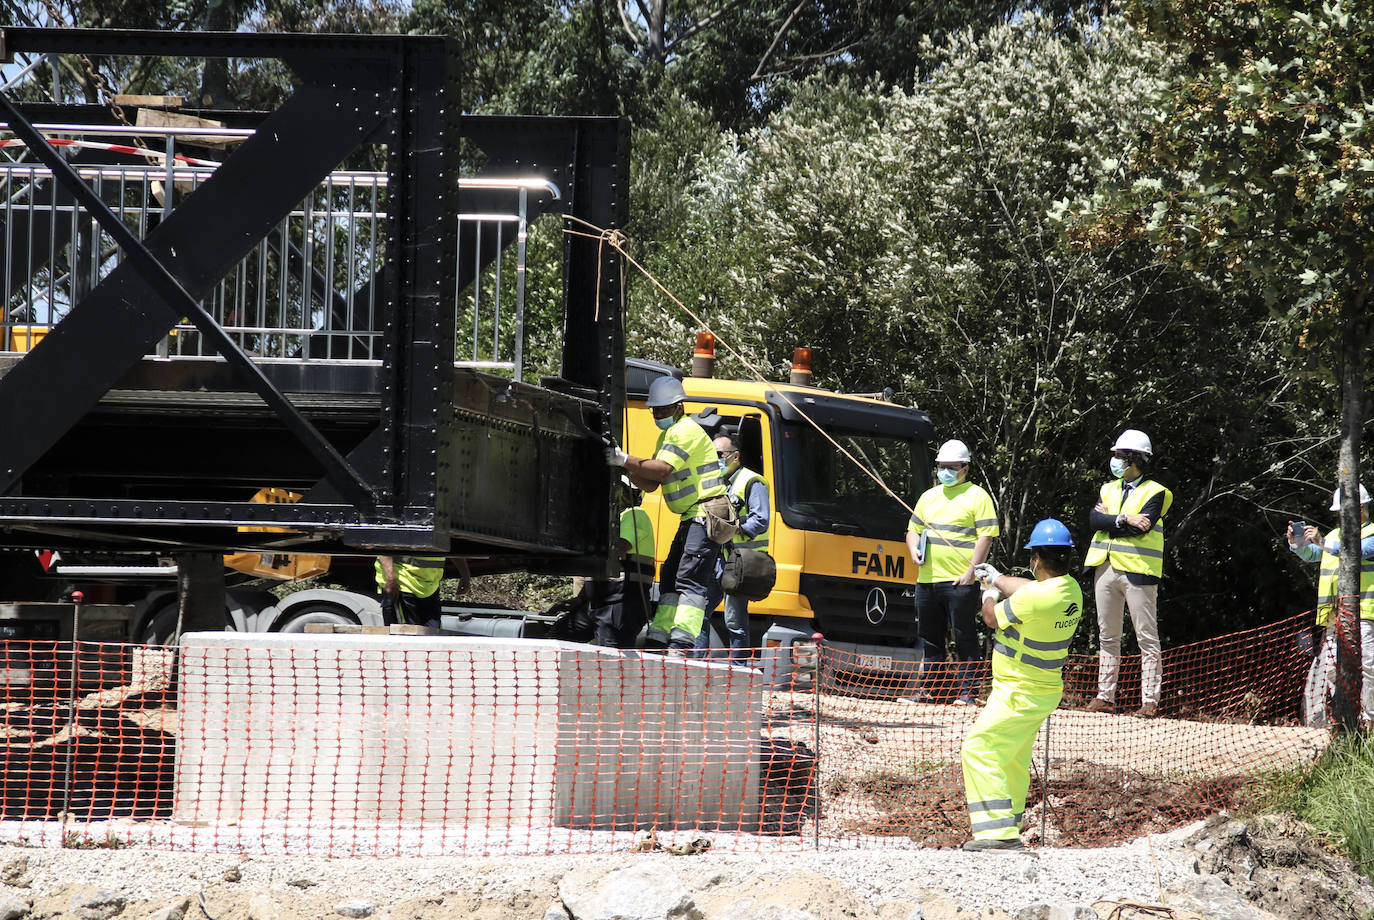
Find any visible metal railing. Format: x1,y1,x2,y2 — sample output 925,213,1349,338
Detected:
0,123,557,381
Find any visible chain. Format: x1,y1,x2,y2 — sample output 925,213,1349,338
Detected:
36,0,131,126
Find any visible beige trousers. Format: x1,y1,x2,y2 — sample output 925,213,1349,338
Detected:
1093,564,1161,705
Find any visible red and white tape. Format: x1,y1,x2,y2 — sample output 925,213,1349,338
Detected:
0,136,221,168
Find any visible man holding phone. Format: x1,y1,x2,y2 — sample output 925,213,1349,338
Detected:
1287,484,1374,727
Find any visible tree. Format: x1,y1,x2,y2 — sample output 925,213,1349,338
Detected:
1062,0,1374,727
633,12,1330,650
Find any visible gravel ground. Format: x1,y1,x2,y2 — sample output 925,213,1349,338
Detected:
0,821,1229,920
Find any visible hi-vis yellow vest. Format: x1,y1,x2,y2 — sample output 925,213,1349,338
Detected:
728,467,770,552
1315,521,1374,626
992,574,1083,688
620,507,657,584
654,417,727,515
374,555,445,598
1084,479,1173,577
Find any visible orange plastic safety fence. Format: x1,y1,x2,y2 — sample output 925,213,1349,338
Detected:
0,614,1337,856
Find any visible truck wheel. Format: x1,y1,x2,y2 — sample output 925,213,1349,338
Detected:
138,603,233,646
276,604,357,633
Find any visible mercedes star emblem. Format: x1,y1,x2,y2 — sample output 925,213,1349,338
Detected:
865,586,888,625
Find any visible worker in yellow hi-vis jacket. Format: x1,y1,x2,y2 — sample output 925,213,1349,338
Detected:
960,518,1082,852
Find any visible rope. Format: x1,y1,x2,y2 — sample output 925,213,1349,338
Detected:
563,216,914,516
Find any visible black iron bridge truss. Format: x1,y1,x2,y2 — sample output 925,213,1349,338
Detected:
0,28,627,574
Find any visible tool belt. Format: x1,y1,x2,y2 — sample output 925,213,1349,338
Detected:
698,495,739,545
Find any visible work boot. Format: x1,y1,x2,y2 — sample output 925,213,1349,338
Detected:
1135,703,1158,718
961,837,1023,852
1084,698,1113,713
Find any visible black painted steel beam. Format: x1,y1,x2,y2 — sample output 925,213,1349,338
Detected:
0,91,378,509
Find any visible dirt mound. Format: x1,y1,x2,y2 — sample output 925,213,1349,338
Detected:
1186,812,1374,920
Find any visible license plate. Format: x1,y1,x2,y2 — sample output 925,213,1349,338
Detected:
857,654,893,671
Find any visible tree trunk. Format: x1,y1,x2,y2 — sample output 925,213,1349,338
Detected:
198,0,239,107
1332,291,1369,732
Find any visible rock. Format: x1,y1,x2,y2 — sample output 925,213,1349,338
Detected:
1046,907,1096,920
543,900,571,920
1011,855,1037,882
141,897,190,920
286,878,316,889
69,889,127,920
1163,875,1283,920
1013,907,1049,920
0,892,32,920
711,902,818,920
247,892,281,920
222,866,242,883
334,899,376,918
0,857,28,887
558,863,703,920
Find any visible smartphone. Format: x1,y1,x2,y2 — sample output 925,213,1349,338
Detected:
1289,520,1305,541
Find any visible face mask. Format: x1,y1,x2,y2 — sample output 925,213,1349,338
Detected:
655,416,674,431
1110,458,1128,478
936,468,959,487
719,459,729,473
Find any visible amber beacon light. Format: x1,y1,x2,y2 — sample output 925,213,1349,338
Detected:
790,346,813,386
692,331,717,378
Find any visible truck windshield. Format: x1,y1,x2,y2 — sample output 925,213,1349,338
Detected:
777,421,922,539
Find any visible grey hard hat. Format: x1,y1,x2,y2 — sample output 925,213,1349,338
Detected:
645,376,687,408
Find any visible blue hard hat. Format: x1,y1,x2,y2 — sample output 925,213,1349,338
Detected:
1024,518,1074,549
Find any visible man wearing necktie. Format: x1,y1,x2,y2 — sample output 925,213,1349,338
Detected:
1083,429,1173,717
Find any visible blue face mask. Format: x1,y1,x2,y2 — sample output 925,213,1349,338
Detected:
936,468,959,487
719,459,729,473
654,415,674,431
1110,458,1128,478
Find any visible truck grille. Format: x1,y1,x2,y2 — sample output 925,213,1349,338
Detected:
798,575,917,646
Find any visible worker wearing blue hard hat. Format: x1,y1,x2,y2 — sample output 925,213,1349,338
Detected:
960,518,1083,851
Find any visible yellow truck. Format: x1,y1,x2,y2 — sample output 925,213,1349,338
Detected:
625,336,935,673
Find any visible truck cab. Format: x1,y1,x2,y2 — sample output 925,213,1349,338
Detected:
625,341,934,667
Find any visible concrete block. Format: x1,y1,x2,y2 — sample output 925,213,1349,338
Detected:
174,634,762,831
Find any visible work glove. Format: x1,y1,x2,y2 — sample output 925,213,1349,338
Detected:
973,562,1001,585
602,432,629,467
981,587,1003,604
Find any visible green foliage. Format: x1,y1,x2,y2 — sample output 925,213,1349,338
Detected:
631,12,1326,636
1065,0,1374,331
1274,731,1374,879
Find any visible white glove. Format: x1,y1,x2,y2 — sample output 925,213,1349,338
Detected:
602,434,629,467
981,587,1002,604
973,562,1001,584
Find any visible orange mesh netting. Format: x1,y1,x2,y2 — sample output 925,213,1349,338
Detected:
0,611,1340,855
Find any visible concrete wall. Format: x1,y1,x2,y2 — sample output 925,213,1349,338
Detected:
174,634,763,832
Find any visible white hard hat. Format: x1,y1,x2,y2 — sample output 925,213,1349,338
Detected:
935,439,971,463
1330,484,1372,510
1112,429,1153,456
645,375,687,408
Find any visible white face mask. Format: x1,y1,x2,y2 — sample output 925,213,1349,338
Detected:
1110,458,1128,478
936,468,959,487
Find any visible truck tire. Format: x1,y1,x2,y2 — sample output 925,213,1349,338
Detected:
138,602,233,646
275,603,357,633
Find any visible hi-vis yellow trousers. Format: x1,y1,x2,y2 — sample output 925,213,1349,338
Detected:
960,680,1061,841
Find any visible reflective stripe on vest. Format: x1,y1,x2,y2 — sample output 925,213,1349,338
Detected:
1083,479,1173,577
728,467,771,552
654,418,726,515
1315,521,1374,625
